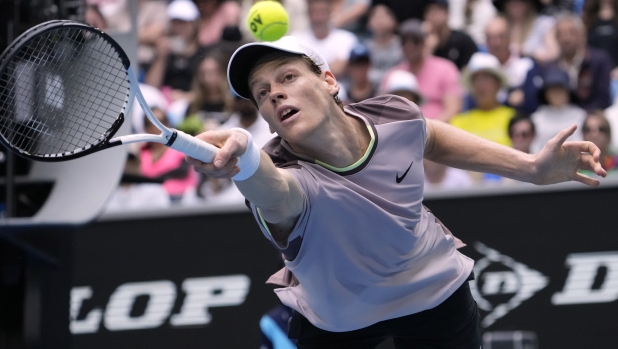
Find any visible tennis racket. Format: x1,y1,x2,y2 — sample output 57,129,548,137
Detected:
0,20,218,162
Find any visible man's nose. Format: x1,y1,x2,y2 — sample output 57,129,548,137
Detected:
269,86,286,104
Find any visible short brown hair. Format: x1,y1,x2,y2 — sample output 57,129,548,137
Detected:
247,52,343,111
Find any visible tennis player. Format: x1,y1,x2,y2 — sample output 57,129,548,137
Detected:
186,36,606,348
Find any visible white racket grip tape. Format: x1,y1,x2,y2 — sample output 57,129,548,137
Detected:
231,128,261,181
168,129,218,163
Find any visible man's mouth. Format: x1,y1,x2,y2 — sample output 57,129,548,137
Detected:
280,108,299,121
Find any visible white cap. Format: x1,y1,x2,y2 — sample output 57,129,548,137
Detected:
167,0,200,21
461,52,508,90
227,36,331,100
380,70,424,104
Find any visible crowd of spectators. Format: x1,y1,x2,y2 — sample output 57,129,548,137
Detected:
88,0,618,211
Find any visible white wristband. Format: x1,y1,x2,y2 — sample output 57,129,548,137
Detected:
231,128,260,181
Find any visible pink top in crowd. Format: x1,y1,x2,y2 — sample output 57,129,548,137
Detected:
387,57,462,119
140,148,198,196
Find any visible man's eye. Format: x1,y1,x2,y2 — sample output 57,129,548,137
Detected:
259,89,268,97
284,74,295,81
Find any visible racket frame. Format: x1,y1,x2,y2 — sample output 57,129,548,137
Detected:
0,20,218,164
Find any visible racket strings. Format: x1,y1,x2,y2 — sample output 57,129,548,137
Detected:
0,26,129,156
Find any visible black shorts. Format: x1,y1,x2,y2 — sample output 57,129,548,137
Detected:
288,276,481,349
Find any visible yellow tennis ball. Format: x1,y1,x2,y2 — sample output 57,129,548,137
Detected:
247,1,289,42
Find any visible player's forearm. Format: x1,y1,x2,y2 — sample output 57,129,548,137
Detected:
424,119,536,182
234,151,303,224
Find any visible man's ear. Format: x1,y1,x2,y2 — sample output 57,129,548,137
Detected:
324,71,339,97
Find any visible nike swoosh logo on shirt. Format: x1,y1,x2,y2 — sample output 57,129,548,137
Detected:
396,161,414,183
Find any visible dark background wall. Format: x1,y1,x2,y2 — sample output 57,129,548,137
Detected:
64,186,618,349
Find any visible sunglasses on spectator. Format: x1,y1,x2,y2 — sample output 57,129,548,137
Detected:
583,126,609,134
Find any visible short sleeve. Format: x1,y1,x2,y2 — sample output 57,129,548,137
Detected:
247,167,315,260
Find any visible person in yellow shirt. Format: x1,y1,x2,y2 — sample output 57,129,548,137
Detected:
450,52,515,146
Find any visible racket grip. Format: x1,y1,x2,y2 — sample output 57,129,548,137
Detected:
168,130,218,163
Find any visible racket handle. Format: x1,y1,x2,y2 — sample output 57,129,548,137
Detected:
168,130,218,163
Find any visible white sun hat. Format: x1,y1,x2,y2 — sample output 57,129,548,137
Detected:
380,70,425,104
167,0,200,22
461,52,509,91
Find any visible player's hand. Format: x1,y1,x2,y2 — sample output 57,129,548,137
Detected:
185,129,249,179
532,125,607,186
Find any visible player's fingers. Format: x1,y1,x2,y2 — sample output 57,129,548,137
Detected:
584,140,602,161
573,172,601,187
213,130,248,168
191,157,238,176
194,130,232,148
547,124,577,149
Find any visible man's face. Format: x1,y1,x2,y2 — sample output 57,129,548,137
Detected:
308,0,332,26
248,57,338,144
509,119,534,153
485,19,510,57
556,20,584,58
402,35,425,62
424,4,448,30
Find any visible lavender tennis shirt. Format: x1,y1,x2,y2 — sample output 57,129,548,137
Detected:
248,95,474,332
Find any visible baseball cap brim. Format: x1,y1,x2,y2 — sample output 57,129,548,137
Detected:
227,36,330,100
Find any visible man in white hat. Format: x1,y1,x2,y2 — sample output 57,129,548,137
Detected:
451,52,515,147
186,36,605,347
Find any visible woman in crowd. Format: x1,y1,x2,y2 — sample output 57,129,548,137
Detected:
582,0,618,73
530,67,586,153
493,0,559,62
173,53,233,134
195,0,240,47
508,112,536,154
146,0,204,102
364,4,403,87
581,111,618,174
140,108,199,202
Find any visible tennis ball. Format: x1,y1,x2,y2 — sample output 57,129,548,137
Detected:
247,1,289,42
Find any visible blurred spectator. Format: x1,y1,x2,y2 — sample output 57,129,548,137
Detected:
485,16,543,113
201,96,273,203
137,0,169,75
540,0,578,15
493,0,559,62
582,0,618,71
343,44,376,104
88,0,130,32
508,112,536,153
140,108,199,201
424,0,478,71
451,52,515,146
529,67,585,153
240,0,308,40
175,53,233,132
605,97,618,150
195,0,241,47
448,0,497,46
371,0,432,24
332,0,371,34
379,69,424,105
581,111,618,174
85,4,107,29
423,159,473,190
145,0,204,100
364,4,404,86
293,0,358,77
384,19,462,122
552,14,612,111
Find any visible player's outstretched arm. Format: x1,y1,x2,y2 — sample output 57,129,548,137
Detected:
186,129,303,242
424,119,607,186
